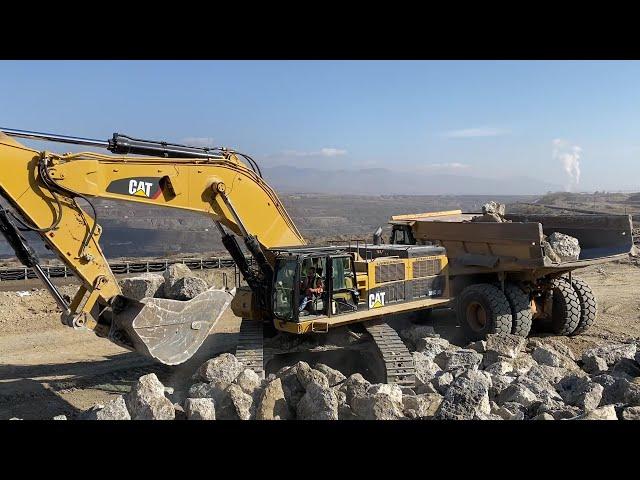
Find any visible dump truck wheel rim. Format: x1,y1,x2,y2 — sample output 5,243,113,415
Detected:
466,301,487,331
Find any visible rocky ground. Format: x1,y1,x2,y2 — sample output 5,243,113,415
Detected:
2,259,640,420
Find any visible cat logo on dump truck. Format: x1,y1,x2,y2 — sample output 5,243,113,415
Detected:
369,291,386,309
106,177,162,199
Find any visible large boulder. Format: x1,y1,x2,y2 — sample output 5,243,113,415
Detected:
255,378,293,420
184,398,216,420
198,353,244,387
413,352,442,387
547,232,580,261
582,344,637,374
119,273,164,300
85,395,131,420
532,345,578,370
621,406,640,420
488,374,516,400
163,263,193,290
399,325,439,350
166,276,209,300
313,363,346,387
573,405,618,420
556,374,603,411
125,373,175,420
484,361,514,376
339,373,371,406
434,349,483,372
611,358,640,379
403,393,443,419
217,384,254,420
431,371,454,395
414,337,452,359
434,371,491,420
351,384,405,420
296,383,339,420
296,364,330,389
234,369,263,397
497,383,538,408
485,334,526,360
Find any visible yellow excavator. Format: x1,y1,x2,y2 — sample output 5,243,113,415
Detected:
0,128,453,385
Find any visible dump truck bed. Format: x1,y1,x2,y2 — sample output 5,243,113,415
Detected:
397,213,634,276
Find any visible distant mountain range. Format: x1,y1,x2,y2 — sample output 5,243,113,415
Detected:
263,166,563,196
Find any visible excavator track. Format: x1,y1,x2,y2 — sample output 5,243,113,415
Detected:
235,318,265,379
364,320,416,387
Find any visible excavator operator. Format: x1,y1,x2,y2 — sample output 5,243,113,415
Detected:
299,266,324,313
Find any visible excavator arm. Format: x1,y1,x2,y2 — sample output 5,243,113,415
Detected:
0,129,306,364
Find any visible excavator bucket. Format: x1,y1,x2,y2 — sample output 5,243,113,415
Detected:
110,288,235,365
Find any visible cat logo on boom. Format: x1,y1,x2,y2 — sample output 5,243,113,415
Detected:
129,179,153,197
369,291,386,309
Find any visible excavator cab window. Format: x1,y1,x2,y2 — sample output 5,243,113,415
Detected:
273,258,298,321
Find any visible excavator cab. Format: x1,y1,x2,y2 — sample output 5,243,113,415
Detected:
272,249,360,324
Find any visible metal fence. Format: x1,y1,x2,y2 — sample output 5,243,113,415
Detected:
0,255,248,284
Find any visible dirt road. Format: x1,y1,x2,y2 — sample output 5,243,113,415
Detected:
1,261,639,419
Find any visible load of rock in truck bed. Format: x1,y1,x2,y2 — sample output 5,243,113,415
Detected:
470,201,582,262
75,324,640,421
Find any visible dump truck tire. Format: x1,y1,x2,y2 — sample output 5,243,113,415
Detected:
568,277,598,336
503,283,533,337
456,283,513,341
550,278,581,335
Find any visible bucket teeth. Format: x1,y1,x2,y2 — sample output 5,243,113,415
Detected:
110,288,234,365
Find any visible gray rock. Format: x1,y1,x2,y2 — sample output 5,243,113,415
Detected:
185,398,216,420
167,276,209,300
297,383,339,420
432,371,454,395
198,353,244,386
484,360,514,376
414,382,439,394
517,366,563,403
335,389,357,420
351,385,405,420
414,337,452,359
89,396,131,420
488,374,516,400
482,201,506,217
402,393,443,419
188,382,218,399
547,232,580,261
125,374,175,420
256,378,293,420
296,365,329,390
532,412,555,420
508,354,537,376
413,352,442,386
556,375,603,411
313,363,346,387
217,384,254,420
582,343,637,373
399,325,438,349
611,358,640,379
53,415,67,420
468,340,487,353
582,355,609,375
163,263,193,291
434,372,491,420
537,400,581,420
234,369,263,396
532,345,577,369
572,405,618,420
119,273,164,300
434,349,483,371
497,383,538,408
486,334,526,359
621,406,640,420
339,373,371,405
491,401,525,420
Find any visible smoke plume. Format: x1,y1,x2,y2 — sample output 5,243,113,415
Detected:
552,138,582,191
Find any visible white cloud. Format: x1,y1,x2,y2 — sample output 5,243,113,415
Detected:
182,137,216,147
281,148,347,157
442,127,509,138
552,138,582,191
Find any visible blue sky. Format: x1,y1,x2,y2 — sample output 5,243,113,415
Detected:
2,60,640,191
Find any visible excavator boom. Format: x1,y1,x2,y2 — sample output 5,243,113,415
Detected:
0,129,306,364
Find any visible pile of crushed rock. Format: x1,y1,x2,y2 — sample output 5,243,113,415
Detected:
75,324,640,420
